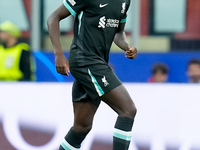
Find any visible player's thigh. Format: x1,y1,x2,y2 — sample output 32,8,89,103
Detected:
101,84,136,117
73,101,98,129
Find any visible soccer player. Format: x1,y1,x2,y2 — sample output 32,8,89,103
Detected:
47,0,138,149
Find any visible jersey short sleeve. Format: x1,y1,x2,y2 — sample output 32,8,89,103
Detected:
120,0,130,23
63,0,88,16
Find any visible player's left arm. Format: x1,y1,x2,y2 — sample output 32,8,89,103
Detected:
114,22,138,59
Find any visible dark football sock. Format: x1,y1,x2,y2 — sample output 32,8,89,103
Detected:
59,128,87,150
113,117,134,150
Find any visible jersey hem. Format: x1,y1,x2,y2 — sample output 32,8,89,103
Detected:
120,18,127,23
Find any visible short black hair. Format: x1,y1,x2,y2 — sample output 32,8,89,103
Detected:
152,63,169,75
187,58,200,68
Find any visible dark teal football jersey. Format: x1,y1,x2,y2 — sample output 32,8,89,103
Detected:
63,0,130,67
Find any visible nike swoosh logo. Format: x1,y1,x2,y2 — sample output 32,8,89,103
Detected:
99,3,108,8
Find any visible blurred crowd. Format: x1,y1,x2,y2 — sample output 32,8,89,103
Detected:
148,59,200,83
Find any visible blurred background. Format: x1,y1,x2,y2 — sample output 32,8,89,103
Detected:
0,0,200,150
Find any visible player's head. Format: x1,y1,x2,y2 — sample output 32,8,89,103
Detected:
151,63,169,82
0,21,21,42
187,58,200,83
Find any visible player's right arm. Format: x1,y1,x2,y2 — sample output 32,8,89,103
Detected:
47,4,71,76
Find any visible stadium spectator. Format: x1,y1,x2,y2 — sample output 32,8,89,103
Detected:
148,63,169,83
0,21,34,81
187,58,200,83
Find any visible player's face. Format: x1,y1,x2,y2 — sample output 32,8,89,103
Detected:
154,70,168,82
187,64,200,83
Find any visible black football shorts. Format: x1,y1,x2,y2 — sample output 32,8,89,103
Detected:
70,63,122,107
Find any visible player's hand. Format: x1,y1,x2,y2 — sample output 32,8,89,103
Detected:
55,53,70,76
125,46,138,59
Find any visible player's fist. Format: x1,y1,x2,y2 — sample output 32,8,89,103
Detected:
55,54,70,76
125,46,138,59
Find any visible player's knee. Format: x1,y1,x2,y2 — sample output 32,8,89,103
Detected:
130,105,137,118
127,105,137,118
120,104,137,119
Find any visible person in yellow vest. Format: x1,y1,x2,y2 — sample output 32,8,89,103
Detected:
0,21,32,81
